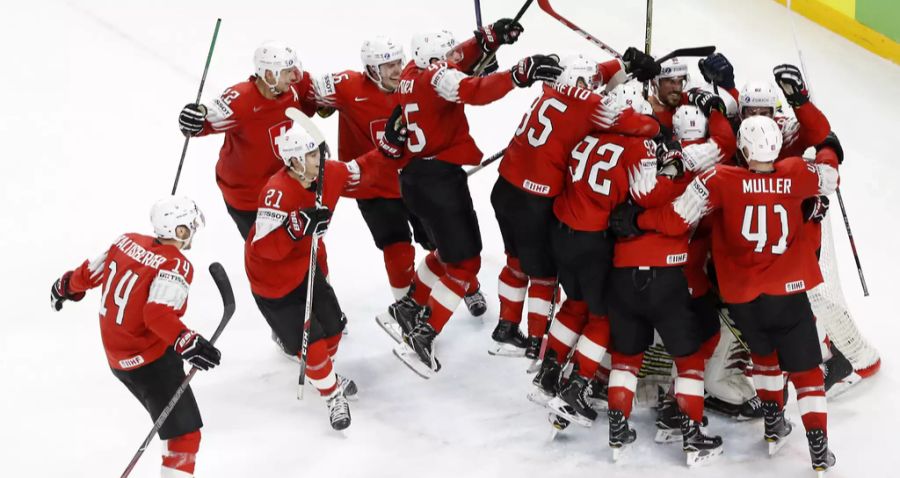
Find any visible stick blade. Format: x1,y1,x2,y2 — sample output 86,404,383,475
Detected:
207,262,236,344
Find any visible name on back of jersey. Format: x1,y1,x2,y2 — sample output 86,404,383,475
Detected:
742,177,792,194
114,235,167,269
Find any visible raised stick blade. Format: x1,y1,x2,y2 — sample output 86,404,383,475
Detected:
657,46,717,64
208,262,236,343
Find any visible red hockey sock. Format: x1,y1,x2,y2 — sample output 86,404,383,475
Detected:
791,367,828,433
383,242,415,300
412,252,444,305
426,257,480,333
497,255,527,324
608,352,643,418
751,352,785,409
325,333,341,359
304,340,337,396
546,299,588,364
573,314,610,379
163,430,200,475
526,277,556,338
674,353,707,423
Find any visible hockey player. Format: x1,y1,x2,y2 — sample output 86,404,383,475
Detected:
620,116,839,473
50,196,221,478
376,21,566,377
534,86,659,427
244,124,389,429
178,41,317,240
490,53,661,360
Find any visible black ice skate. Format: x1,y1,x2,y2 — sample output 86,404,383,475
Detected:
548,374,598,427
823,343,855,397
585,376,608,411
608,409,637,462
655,396,685,443
528,350,562,406
325,388,351,431
762,400,793,455
394,321,441,379
377,295,424,343
681,417,723,466
525,336,542,360
488,320,527,357
806,429,836,476
464,288,487,317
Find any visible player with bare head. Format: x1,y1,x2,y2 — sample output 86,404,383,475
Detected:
630,116,839,474
50,196,221,478
178,41,318,240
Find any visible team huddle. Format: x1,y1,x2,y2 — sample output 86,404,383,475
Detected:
49,12,874,478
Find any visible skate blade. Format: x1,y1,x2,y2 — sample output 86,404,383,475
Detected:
488,341,526,357
816,470,826,478
586,396,608,412
392,343,438,379
654,428,682,444
767,437,789,456
686,446,723,467
611,444,629,462
548,412,570,431
527,388,553,407
376,312,402,343
546,397,593,428
526,358,541,374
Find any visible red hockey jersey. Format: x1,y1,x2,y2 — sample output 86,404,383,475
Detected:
198,76,317,210
313,70,401,199
637,157,836,303
67,233,194,370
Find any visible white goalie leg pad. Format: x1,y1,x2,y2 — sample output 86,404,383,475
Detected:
161,467,193,478
705,322,756,405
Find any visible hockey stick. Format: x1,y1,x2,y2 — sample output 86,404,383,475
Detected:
641,0,653,99
472,0,536,76
171,18,222,195
285,107,329,399
785,0,869,296
538,0,621,58
120,262,235,478
474,0,483,28
466,148,506,176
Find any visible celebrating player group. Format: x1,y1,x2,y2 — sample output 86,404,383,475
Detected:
48,1,880,476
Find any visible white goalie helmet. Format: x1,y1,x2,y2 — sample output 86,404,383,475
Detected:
739,81,779,118
410,30,457,69
361,36,406,84
150,196,205,244
673,105,708,141
608,82,653,115
254,41,302,85
276,125,319,174
556,54,601,90
737,115,783,163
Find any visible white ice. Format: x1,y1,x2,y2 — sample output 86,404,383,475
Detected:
2,0,898,477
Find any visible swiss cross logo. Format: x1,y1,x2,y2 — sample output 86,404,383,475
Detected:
269,119,294,159
370,118,388,144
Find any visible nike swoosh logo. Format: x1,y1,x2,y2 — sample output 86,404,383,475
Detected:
253,106,263,112
354,97,368,102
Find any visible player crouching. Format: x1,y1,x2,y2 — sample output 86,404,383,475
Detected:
50,197,220,478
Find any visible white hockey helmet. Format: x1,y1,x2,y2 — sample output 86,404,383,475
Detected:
254,41,302,87
410,30,457,69
673,105,708,141
737,115,783,163
150,196,205,244
276,125,319,174
738,81,779,118
556,54,601,90
608,82,653,115
653,57,689,84
361,36,406,85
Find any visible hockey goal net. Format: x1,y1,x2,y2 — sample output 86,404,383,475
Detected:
809,213,880,377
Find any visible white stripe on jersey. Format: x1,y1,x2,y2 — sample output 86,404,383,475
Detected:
147,269,189,310
252,207,289,243
431,66,467,103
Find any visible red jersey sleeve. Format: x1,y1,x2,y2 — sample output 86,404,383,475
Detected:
779,156,827,198
294,74,319,117
598,59,628,90
198,84,247,136
143,259,193,344
638,168,721,236
707,110,736,160
430,63,514,105
451,37,486,74
68,247,112,294
793,102,830,149
351,149,396,193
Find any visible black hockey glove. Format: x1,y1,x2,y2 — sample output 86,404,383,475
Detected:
378,106,408,159
816,131,844,165
316,106,336,118
802,195,830,223
481,54,500,75
174,330,221,371
475,18,524,53
656,139,685,178
179,103,207,136
773,64,809,107
50,270,85,311
511,54,563,88
285,206,333,240
622,47,661,82
686,88,726,118
698,53,735,90
609,201,645,238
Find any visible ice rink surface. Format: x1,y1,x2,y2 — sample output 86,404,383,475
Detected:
2,0,898,476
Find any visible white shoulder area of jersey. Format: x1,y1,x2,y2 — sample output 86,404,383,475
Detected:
430,65,468,103
252,207,289,243
311,73,338,106
815,164,839,196
682,142,721,173
147,268,190,310
673,175,712,225
628,158,659,199
204,89,238,124
87,249,110,280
